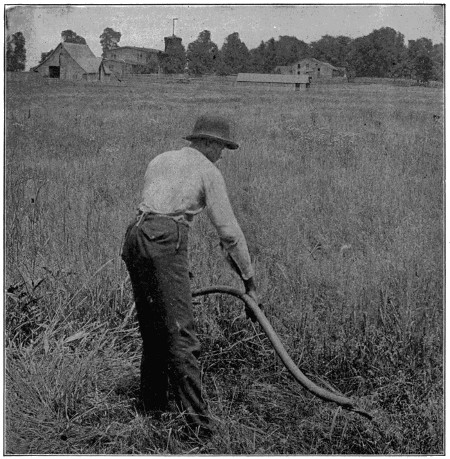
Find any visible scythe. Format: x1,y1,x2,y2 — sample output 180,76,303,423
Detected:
192,285,372,421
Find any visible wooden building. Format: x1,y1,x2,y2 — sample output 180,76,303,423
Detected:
293,58,345,79
236,73,311,90
103,46,161,78
32,42,112,82
274,65,293,75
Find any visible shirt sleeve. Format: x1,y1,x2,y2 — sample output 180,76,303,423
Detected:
203,167,255,280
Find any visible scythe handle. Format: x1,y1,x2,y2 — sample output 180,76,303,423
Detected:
192,285,372,421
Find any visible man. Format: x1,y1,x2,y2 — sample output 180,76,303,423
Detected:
121,114,257,437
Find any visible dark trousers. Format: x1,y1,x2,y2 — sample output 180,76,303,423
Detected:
121,214,212,432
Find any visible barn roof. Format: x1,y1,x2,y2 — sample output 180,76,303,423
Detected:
236,73,311,84
32,42,102,74
61,43,102,74
61,42,96,61
297,57,339,70
110,46,162,54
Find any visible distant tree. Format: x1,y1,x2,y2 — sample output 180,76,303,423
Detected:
100,27,121,57
408,37,433,57
262,38,277,73
405,37,440,82
431,43,443,81
310,35,352,67
186,30,219,75
7,31,26,71
160,37,186,74
414,54,434,84
218,32,249,75
347,27,406,77
248,41,266,72
405,38,428,78
61,29,86,45
346,35,370,76
375,28,406,77
275,35,311,66
247,37,310,73
392,49,410,79
6,36,15,71
39,49,53,64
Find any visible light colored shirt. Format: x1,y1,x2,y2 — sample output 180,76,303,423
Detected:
139,146,254,280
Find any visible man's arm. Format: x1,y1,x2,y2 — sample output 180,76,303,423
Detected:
203,166,260,314
204,168,255,281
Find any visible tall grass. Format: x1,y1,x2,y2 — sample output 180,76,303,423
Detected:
5,76,443,454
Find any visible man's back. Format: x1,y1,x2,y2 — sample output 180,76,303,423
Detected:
140,146,214,220
138,144,254,280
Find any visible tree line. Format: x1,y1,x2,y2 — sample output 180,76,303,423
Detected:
184,27,443,83
7,26,443,83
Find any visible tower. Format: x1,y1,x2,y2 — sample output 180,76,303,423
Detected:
164,35,183,53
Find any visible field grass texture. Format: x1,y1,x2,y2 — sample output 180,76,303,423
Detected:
5,76,443,454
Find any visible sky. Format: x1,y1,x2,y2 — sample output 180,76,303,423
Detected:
6,4,445,70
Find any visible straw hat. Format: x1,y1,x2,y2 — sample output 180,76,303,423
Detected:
184,115,239,150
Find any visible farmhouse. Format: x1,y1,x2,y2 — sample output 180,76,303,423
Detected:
103,46,162,78
32,42,112,82
274,65,293,75
293,58,346,79
236,73,311,90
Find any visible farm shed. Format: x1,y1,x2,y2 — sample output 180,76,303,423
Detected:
32,42,112,82
103,46,162,78
293,58,345,79
235,73,311,90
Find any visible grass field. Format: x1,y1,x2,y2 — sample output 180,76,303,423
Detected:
5,74,444,454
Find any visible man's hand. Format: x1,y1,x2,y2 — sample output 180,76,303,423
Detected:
243,277,258,303
243,277,259,322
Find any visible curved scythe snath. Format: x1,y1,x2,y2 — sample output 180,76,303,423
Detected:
192,285,372,421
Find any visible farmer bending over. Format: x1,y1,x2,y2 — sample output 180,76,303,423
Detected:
121,114,257,437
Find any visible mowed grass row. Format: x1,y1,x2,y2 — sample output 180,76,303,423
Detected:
5,77,443,454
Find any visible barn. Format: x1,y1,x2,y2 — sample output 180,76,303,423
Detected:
103,46,161,78
32,42,112,82
235,73,311,90
292,58,345,79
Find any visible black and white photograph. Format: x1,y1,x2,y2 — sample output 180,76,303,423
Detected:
4,3,444,454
